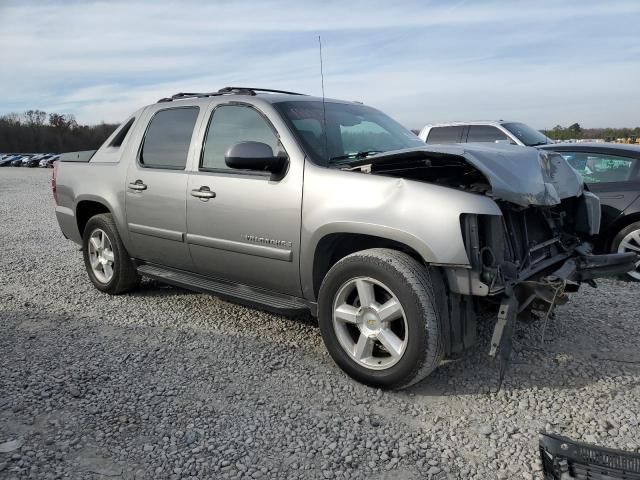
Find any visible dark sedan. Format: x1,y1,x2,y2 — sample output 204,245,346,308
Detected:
0,155,20,166
25,157,43,167
540,142,640,280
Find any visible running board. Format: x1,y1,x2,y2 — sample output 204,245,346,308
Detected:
137,264,313,316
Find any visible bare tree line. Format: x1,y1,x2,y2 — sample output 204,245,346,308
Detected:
0,110,118,153
2,110,638,154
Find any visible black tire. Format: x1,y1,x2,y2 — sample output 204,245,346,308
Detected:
611,221,640,282
82,213,140,294
318,248,444,389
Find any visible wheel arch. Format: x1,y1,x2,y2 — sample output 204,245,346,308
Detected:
75,198,113,238
601,211,640,252
310,231,429,299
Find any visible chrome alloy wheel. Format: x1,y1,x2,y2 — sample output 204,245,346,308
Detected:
618,228,640,280
88,228,115,283
332,277,408,370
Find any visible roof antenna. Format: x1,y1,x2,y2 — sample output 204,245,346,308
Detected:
318,35,329,163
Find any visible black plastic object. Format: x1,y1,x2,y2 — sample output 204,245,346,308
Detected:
225,141,287,173
157,87,306,103
540,432,640,479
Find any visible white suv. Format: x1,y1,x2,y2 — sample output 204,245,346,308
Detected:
418,120,553,147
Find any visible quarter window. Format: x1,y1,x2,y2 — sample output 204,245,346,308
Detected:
426,126,464,144
140,107,199,169
560,152,638,183
466,125,510,143
109,117,135,148
201,105,280,170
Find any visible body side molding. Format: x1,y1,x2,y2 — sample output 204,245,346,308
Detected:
185,233,293,262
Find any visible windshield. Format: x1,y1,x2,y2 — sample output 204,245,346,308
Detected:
274,100,424,166
502,122,550,146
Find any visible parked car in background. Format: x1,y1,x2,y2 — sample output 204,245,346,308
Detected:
25,156,44,168
419,120,553,147
11,156,28,166
51,86,636,389
0,153,59,167
0,154,21,166
540,143,640,280
40,154,60,167
38,153,59,167
20,154,35,166
25,154,43,167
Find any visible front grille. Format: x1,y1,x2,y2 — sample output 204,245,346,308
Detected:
462,199,585,289
540,433,640,480
577,444,640,476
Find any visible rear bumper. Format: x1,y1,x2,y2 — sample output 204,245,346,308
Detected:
55,206,82,244
540,432,640,479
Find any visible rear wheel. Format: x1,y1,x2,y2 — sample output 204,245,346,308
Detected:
82,214,140,294
612,221,640,281
318,248,444,389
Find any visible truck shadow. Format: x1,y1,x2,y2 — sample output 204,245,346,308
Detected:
407,309,640,397
126,279,198,298
123,278,639,396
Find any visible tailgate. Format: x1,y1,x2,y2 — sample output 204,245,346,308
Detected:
60,150,97,162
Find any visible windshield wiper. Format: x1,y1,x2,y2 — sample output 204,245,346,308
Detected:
329,150,383,165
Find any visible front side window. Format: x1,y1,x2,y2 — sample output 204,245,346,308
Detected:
140,107,199,169
426,126,464,144
201,105,281,170
466,125,511,143
274,100,424,167
560,152,638,184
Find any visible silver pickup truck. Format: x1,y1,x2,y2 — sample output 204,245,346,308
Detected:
53,87,637,389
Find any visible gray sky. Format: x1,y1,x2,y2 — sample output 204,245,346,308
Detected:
1,0,639,129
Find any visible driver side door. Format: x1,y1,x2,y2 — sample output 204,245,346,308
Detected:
185,103,304,296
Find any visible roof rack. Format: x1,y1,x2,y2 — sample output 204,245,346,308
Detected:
157,87,306,103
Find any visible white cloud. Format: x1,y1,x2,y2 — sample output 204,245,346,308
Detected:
0,0,638,127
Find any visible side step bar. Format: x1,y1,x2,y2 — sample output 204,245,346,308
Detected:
137,263,314,317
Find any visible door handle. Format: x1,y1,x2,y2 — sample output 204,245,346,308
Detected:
191,186,216,199
128,180,147,191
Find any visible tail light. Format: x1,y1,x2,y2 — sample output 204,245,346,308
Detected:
52,161,59,204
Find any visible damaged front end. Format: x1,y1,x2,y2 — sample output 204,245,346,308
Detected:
453,188,635,385
350,144,638,295
349,145,639,383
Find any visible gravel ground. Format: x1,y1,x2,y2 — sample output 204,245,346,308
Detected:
1,168,639,480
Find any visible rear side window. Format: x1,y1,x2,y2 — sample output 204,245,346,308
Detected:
201,105,280,170
426,126,464,144
140,107,199,169
466,125,510,143
109,117,135,147
560,152,638,184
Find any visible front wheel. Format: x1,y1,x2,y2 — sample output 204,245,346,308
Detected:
318,248,444,389
612,221,640,281
82,214,140,294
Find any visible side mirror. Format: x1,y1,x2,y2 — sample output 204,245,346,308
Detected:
224,141,287,173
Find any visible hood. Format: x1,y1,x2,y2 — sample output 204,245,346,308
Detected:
352,144,584,207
